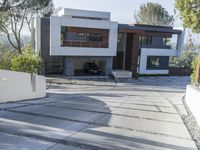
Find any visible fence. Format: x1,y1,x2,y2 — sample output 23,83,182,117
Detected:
169,67,192,76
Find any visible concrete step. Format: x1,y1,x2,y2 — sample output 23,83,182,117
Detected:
112,70,132,78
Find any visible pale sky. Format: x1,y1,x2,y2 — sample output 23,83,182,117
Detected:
53,0,181,26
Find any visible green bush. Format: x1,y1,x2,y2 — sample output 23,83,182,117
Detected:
0,50,17,70
170,51,197,68
0,45,42,74
191,57,198,84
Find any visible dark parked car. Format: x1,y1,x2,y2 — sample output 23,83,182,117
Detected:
84,62,102,75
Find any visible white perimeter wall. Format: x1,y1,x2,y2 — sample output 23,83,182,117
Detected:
50,16,118,56
185,85,200,127
139,48,177,75
0,70,46,103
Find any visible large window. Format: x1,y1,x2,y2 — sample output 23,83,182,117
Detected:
147,56,169,70
140,36,152,46
163,34,178,49
77,32,85,37
86,33,103,41
61,26,109,48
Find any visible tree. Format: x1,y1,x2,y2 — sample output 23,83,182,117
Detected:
24,0,54,32
135,2,174,26
0,0,52,53
0,0,26,11
176,0,200,33
0,8,27,54
0,0,50,12
176,0,200,84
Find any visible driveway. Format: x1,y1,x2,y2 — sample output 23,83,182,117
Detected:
0,76,197,150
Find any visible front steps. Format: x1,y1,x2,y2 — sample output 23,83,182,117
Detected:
112,70,132,78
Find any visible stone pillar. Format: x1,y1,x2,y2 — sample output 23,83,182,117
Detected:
105,57,113,76
40,63,45,75
64,57,75,76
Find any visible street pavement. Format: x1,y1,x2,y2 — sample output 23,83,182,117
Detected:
0,76,197,150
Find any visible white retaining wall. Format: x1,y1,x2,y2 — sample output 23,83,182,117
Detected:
0,70,46,103
185,85,200,127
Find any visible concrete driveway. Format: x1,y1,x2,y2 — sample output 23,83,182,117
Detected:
0,76,197,150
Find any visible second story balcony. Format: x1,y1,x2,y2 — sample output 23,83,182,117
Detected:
62,40,109,48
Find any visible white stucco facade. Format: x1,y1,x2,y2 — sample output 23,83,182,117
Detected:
139,48,177,75
58,8,110,20
50,8,118,57
139,27,185,75
176,28,185,57
34,16,41,54
0,70,46,102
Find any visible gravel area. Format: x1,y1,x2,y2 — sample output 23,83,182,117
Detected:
183,96,200,150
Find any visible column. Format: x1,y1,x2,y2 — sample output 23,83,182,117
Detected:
105,57,113,76
64,57,75,76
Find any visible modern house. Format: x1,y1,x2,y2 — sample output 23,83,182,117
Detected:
32,8,185,77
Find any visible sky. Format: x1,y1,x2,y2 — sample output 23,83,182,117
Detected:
53,0,181,26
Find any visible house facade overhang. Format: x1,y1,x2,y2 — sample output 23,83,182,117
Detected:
49,8,118,57
32,8,186,76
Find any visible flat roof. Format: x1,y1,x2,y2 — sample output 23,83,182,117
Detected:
118,24,182,34
58,8,110,20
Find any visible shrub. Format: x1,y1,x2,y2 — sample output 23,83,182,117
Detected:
0,50,17,70
11,46,42,74
191,58,198,84
170,51,197,68
191,53,200,84
0,45,42,74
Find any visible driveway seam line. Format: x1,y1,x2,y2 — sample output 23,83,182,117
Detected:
4,109,192,140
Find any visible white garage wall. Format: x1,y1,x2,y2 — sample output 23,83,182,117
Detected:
0,70,46,103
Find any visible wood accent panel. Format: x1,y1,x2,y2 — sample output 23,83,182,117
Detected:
113,52,124,69
169,67,192,76
125,33,133,71
130,34,139,75
124,33,139,75
119,29,145,34
119,29,172,37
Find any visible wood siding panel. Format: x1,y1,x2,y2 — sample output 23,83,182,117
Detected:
113,52,124,69
125,33,133,71
119,30,173,37
131,35,139,75
124,33,139,75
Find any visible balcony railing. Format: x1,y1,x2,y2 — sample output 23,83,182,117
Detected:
61,40,109,48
